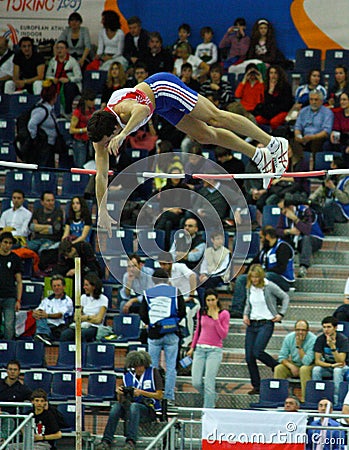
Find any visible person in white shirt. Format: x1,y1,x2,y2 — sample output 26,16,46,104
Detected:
0,190,32,247
61,273,108,342
33,274,73,346
0,37,14,92
195,26,218,66
174,42,210,81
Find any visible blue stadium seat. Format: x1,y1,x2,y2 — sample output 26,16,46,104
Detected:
56,403,85,432
0,94,10,117
5,171,32,195
233,230,260,260
1,198,28,213
21,283,43,309
314,152,342,171
325,49,349,73
7,94,40,119
21,258,33,279
201,149,216,162
0,341,16,368
0,118,15,142
262,205,281,228
0,141,16,162
102,284,114,310
47,342,86,370
23,370,52,393
15,340,45,368
137,229,166,257
50,372,76,399
84,373,116,401
294,48,321,73
106,256,128,285
83,70,107,95
232,151,250,167
112,314,141,342
58,173,90,198
125,147,149,164
83,343,115,370
102,228,134,256
301,380,335,409
31,171,57,197
335,381,349,410
57,119,73,147
250,379,289,408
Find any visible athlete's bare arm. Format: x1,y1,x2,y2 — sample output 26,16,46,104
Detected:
108,101,151,155
94,141,117,236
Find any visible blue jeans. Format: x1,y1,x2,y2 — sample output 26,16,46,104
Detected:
102,401,152,444
192,346,223,408
245,320,277,389
27,239,55,255
232,272,290,314
72,139,89,168
0,297,16,340
148,333,179,401
312,365,349,405
60,326,97,342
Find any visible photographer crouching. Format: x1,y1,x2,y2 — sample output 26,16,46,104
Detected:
95,351,163,450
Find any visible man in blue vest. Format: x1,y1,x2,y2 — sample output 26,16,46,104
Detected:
276,195,323,278
231,225,295,317
95,351,163,450
140,268,186,407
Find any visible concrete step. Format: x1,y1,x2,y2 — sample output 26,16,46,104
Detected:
289,292,341,304
294,277,346,293
286,304,334,321
313,250,349,265
224,333,286,351
322,238,349,251
304,265,349,279
333,222,349,236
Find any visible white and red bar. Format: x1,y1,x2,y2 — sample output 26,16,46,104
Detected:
0,161,38,170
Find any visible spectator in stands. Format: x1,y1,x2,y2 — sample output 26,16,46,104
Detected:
58,12,91,70
140,269,186,407
169,217,205,270
95,10,127,71
199,232,231,290
234,63,264,115
153,140,183,192
69,89,96,167
231,225,294,317
171,23,193,57
0,232,22,340
123,16,149,69
323,91,349,166
0,361,31,410
61,196,93,244
309,157,349,233
125,61,149,88
0,189,32,247
4,36,44,95
0,37,14,93
53,239,102,279
7,388,62,449
283,396,300,412
61,272,108,342
276,195,323,278
179,62,201,92
183,143,213,190
219,18,250,70
174,42,210,82
187,289,230,408
294,89,334,169
33,274,73,346
214,146,245,191
312,316,349,405
328,65,348,109
286,69,327,122
46,40,82,117
95,351,163,450
199,63,234,109
333,280,349,321
341,388,349,424
307,399,345,450
27,191,63,255
254,65,293,130
142,31,173,76
195,26,218,66
101,62,127,109
243,264,289,395
155,167,191,250
118,254,154,314
274,319,317,402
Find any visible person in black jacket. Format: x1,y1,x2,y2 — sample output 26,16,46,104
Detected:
123,16,149,69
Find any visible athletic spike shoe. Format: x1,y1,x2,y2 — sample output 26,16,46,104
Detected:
252,147,275,189
267,137,289,176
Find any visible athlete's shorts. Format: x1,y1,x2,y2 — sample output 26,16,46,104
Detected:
144,72,199,125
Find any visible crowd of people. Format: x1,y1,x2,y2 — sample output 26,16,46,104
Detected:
1,9,349,450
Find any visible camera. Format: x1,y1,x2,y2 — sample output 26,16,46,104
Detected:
283,192,308,207
121,386,134,400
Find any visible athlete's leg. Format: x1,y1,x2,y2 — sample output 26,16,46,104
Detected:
189,94,272,147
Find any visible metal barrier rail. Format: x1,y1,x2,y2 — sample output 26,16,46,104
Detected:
144,417,178,450
0,413,34,450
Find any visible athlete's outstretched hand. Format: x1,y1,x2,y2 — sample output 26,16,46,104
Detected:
97,208,118,237
107,132,126,156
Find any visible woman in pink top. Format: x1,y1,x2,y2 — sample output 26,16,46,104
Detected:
187,289,230,408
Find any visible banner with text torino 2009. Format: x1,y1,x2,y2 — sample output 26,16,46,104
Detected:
202,409,308,450
0,0,128,47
